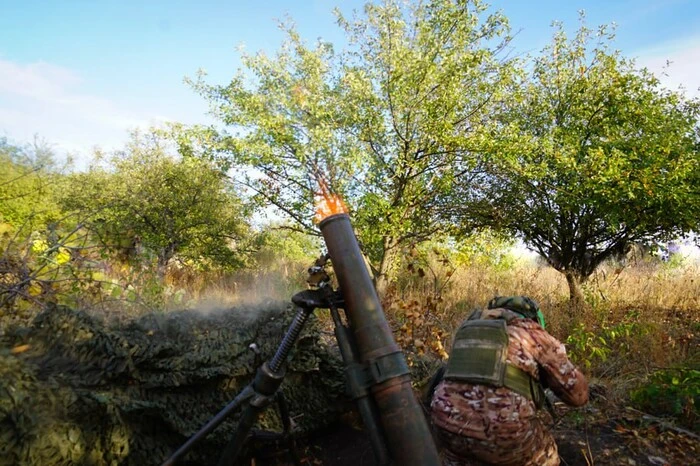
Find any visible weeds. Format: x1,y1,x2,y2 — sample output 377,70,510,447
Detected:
565,313,652,375
630,368,700,430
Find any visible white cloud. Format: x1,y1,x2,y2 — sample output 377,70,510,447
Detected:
634,35,700,97
0,60,81,101
0,58,175,168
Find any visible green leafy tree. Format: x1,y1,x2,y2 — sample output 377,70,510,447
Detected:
62,131,250,274
250,224,321,266
454,228,516,270
457,20,700,303
0,137,66,232
336,0,514,289
0,139,89,314
185,27,352,229
189,0,514,290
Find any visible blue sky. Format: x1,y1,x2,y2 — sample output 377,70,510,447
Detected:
1,0,699,165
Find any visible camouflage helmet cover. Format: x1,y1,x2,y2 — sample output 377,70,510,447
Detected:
487,296,546,328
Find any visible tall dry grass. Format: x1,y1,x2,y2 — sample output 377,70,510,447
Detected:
67,249,697,387
162,258,310,311
383,257,699,389
164,255,698,371
424,261,699,336
6,240,694,422
167,253,697,426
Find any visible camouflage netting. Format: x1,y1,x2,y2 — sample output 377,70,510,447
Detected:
0,303,348,465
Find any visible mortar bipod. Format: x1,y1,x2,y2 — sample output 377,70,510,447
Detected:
160,299,314,466
161,256,391,466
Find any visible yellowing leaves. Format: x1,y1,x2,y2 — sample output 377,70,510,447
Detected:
0,222,14,236
393,286,450,360
291,84,309,108
28,282,43,297
55,248,71,265
11,344,31,354
31,239,48,255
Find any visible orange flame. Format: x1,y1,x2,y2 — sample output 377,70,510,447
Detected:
314,177,348,223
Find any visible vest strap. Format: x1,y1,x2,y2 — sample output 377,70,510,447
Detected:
503,363,536,402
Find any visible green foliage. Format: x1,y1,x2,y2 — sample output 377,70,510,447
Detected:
657,250,689,274
396,239,456,296
0,137,91,316
61,130,250,272
630,368,699,430
566,323,611,368
565,313,647,370
188,0,516,288
1,131,253,317
186,26,352,230
0,138,66,231
458,16,700,301
0,202,185,317
0,222,96,317
454,229,516,271
337,0,515,284
250,225,321,266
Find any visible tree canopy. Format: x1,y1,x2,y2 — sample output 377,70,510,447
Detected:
4,2,697,307
62,131,251,273
0,138,66,233
188,0,516,288
454,20,700,301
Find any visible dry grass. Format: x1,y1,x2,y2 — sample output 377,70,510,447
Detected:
15,247,693,383
163,256,698,380
382,258,699,384
165,262,307,309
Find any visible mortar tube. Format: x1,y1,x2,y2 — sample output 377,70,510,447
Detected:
319,213,440,466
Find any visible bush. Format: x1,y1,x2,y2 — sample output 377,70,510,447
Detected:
630,368,699,431
564,312,650,374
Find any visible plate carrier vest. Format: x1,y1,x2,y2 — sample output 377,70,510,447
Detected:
444,317,545,408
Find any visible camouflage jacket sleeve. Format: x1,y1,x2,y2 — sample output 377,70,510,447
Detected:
510,319,589,407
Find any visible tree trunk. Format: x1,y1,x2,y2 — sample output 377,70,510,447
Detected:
374,237,399,296
157,242,177,277
564,270,585,304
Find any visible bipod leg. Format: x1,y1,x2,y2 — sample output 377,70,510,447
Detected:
216,400,262,466
216,385,301,466
161,386,254,466
277,392,302,466
217,306,314,466
327,301,390,465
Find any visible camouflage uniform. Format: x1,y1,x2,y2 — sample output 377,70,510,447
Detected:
430,308,589,466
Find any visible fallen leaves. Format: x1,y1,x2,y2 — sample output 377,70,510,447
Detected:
10,344,30,354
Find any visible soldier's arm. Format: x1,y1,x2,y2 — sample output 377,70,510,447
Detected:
532,327,589,407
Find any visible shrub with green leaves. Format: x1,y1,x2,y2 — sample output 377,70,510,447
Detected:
565,313,648,373
630,368,699,430
61,130,251,274
454,229,517,272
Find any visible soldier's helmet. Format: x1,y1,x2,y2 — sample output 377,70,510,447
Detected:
487,295,546,329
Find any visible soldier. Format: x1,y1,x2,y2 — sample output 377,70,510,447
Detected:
429,296,589,466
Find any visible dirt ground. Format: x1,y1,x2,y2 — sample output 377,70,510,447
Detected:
247,396,699,466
